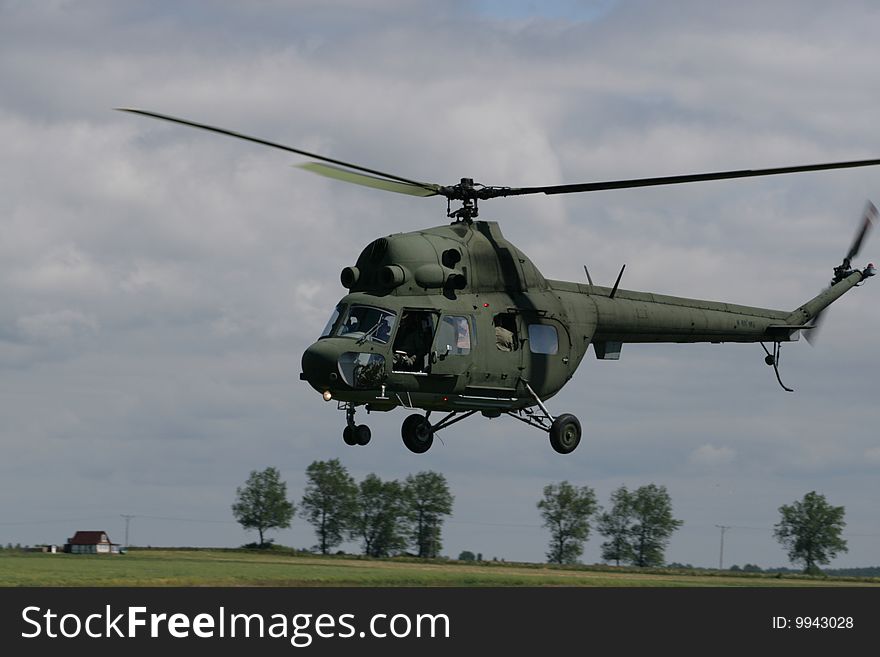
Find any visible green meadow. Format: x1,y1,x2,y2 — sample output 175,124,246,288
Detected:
2,549,878,587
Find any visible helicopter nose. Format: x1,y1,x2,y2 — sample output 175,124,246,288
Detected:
301,341,339,391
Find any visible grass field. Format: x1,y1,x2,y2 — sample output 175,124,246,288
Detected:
2,549,879,587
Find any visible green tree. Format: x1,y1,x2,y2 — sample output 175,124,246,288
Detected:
231,467,295,546
628,484,683,567
458,550,476,561
300,459,359,555
597,486,635,566
352,474,409,557
405,471,454,558
537,481,598,564
774,491,847,574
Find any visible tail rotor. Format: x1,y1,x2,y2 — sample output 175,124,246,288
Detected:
805,201,877,344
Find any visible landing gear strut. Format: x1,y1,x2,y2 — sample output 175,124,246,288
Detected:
401,410,478,454
504,382,583,454
342,404,371,446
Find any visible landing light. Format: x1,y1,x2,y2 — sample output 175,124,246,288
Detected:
322,390,333,402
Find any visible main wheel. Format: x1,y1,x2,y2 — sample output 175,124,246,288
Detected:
401,413,433,454
549,413,581,454
355,424,372,446
343,425,357,446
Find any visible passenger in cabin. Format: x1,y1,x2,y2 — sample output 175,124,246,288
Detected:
494,315,514,352
393,312,432,371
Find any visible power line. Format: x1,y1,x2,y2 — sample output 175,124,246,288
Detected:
135,514,237,525
448,519,541,529
0,516,112,526
121,514,135,548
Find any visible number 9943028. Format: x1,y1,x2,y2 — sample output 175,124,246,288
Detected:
795,617,853,629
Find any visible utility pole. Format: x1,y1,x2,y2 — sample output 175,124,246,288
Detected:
121,514,135,548
715,525,730,569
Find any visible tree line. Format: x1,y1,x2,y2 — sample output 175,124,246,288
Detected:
537,483,848,574
231,461,453,558
538,482,683,566
232,464,850,573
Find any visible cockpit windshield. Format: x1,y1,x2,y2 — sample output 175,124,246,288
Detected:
334,305,396,344
320,304,343,338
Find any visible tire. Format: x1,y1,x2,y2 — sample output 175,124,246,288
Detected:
355,424,372,446
549,413,581,454
401,413,433,454
343,425,357,446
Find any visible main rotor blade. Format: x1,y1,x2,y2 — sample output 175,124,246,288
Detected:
117,108,439,192
491,158,880,197
846,201,878,262
298,162,440,197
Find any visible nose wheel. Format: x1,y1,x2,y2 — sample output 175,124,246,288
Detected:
342,404,371,446
343,424,371,446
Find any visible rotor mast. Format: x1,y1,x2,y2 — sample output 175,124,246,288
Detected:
443,178,481,223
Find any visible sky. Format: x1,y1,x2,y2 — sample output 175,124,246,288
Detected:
1,0,878,570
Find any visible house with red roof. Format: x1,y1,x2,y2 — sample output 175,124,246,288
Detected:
63,531,120,554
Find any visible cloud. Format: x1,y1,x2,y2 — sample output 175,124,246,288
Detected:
689,444,736,467
863,447,880,465
16,309,98,343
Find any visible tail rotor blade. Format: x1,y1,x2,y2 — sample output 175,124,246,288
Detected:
804,311,823,346
846,201,877,262
811,201,877,345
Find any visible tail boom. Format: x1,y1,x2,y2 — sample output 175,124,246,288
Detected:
785,270,867,326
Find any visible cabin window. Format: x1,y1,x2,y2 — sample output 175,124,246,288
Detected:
493,313,518,352
528,324,558,355
435,315,472,356
335,305,396,344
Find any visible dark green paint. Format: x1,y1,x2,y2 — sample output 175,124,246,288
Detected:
301,220,866,415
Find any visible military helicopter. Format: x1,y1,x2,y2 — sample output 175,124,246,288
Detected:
121,109,877,455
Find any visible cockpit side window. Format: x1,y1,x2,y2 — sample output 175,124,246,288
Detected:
335,305,396,344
